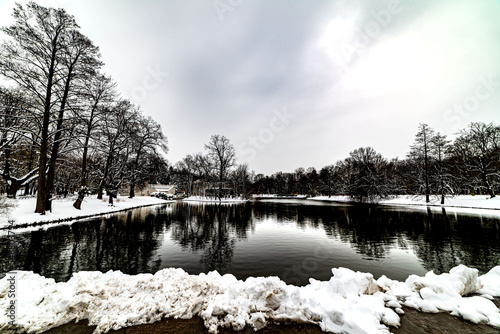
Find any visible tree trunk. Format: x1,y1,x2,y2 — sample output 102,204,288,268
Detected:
73,195,83,210
218,166,223,200
440,177,445,205
97,154,112,200
481,172,496,198
424,143,430,203
45,93,69,209
6,180,22,198
24,146,35,196
108,190,114,206
73,186,86,210
2,146,15,198
35,33,59,214
73,144,89,209
73,104,96,209
129,183,135,198
35,124,49,214
97,185,103,199
46,60,76,211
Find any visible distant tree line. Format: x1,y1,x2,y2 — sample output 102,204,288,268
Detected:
168,122,499,203
170,134,253,200
251,122,500,203
0,2,168,213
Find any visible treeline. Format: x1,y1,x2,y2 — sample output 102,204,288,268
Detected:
170,122,499,203
252,122,500,202
170,134,253,200
0,2,168,213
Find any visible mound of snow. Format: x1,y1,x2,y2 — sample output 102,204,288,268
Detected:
378,265,500,328
1,265,499,334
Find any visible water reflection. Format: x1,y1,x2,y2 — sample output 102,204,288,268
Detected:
1,200,499,285
1,208,166,281
169,203,253,271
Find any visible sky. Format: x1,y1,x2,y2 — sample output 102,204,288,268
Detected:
1,0,500,175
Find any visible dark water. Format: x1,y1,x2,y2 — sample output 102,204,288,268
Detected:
1,199,499,286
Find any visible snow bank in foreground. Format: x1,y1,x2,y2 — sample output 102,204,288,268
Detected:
1,265,499,334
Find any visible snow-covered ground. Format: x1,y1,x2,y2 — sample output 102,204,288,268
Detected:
183,196,247,203
252,194,308,199
0,265,499,334
308,195,500,213
0,195,172,230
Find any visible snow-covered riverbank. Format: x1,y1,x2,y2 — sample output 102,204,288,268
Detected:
4,194,499,230
310,194,500,209
0,195,172,230
1,265,499,334
183,196,248,203
308,195,500,217
275,195,500,214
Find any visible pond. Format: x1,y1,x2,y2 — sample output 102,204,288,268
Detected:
1,199,499,286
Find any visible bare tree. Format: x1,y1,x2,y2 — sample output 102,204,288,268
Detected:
72,74,115,209
454,122,499,198
231,164,252,199
0,87,39,197
175,154,198,197
95,99,133,205
319,165,336,197
205,135,235,200
45,30,103,210
408,123,435,203
345,147,390,202
431,133,451,204
1,3,79,213
127,112,168,198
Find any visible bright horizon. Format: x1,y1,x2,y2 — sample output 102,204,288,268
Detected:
1,0,500,174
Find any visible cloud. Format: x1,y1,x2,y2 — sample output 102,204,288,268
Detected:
1,0,500,174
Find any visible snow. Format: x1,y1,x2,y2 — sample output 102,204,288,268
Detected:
183,196,248,203
5,194,498,230
0,195,173,230
252,194,308,199
309,195,500,215
477,266,500,296
1,265,499,334
378,265,500,328
1,194,499,333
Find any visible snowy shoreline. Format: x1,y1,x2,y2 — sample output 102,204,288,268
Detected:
183,196,248,203
3,194,500,231
254,195,500,214
1,196,174,230
0,265,499,334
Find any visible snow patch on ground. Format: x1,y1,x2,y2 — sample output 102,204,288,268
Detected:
309,195,500,214
1,265,499,334
252,194,308,199
183,196,247,203
0,195,172,229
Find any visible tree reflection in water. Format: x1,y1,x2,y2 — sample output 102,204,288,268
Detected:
1,207,167,281
0,201,498,283
169,203,253,272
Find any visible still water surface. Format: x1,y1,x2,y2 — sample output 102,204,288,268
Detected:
2,199,499,285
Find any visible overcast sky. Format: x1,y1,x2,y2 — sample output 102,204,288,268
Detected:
1,0,500,174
